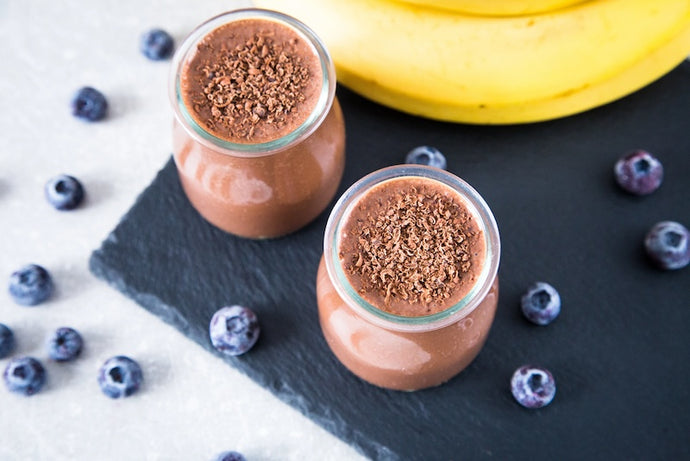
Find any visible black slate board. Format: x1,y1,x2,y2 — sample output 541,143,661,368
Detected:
90,62,690,461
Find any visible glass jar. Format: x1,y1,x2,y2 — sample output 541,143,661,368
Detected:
169,9,345,239
316,165,500,391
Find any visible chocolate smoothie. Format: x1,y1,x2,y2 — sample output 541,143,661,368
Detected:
338,177,485,317
180,19,322,144
171,10,345,239
316,169,500,391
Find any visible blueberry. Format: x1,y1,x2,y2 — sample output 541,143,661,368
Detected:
45,174,85,210
405,146,447,170
0,324,15,359
47,327,83,362
71,86,108,121
214,451,247,461
520,281,561,325
644,221,690,270
140,28,175,60
3,357,46,396
614,149,663,195
8,264,54,306
209,305,260,356
97,356,143,398
510,365,556,409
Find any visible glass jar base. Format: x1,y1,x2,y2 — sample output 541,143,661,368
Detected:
316,257,499,391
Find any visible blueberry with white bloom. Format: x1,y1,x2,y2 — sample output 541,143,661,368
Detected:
97,356,143,398
520,281,561,325
614,149,663,195
0,324,15,359
45,174,85,210
4,357,46,396
405,146,447,170
47,327,83,362
71,86,108,121
644,221,690,270
210,305,260,356
511,365,556,409
140,28,175,60
214,451,247,461
8,264,54,306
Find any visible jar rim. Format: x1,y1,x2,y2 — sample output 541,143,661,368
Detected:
168,8,336,157
323,165,501,332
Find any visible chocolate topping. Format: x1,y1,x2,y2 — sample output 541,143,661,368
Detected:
181,19,321,143
340,178,483,316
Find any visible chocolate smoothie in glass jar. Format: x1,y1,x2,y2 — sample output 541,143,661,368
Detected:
169,9,345,239
316,165,500,391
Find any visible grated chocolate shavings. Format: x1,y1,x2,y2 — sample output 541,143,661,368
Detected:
190,27,310,141
341,182,480,314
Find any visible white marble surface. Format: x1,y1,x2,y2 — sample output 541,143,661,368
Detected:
0,1,365,460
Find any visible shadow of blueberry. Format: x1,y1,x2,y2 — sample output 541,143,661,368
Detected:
76,177,112,209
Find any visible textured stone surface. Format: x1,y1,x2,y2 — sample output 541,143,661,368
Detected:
91,63,690,460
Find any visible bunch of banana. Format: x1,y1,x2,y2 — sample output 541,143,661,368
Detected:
255,0,690,124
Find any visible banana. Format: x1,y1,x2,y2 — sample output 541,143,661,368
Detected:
256,0,690,124
394,0,587,16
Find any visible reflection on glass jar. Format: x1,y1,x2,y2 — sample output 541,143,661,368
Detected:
317,165,500,391
169,9,345,239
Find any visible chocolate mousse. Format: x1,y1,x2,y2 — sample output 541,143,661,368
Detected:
180,18,323,144
339,176,485,317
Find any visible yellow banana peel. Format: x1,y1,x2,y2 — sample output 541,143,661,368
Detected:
256,0,690,124
394,0,588,16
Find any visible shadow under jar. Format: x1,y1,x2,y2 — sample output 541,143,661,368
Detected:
169,9,345,239
317,165,500,391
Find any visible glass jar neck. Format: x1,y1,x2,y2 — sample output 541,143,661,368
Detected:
323,165,501,333
168,8,336,157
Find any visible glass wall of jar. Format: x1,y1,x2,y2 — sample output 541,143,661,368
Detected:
317,165,500,391
169,9,345,239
